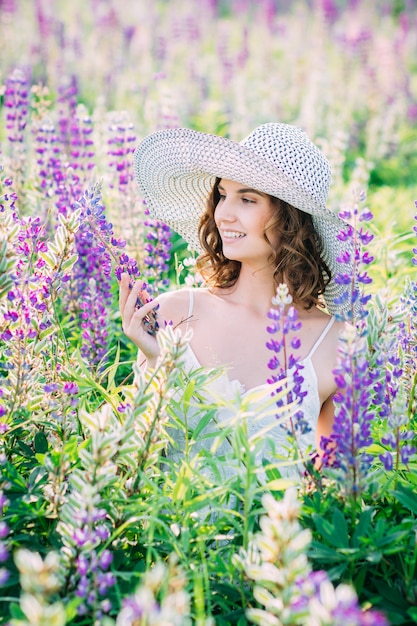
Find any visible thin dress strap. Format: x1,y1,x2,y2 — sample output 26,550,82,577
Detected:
185,289,195,332
305,316,336,360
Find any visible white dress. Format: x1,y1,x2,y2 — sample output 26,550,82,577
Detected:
165,290,335,480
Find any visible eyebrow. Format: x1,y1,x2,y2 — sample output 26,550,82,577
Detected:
217,184,267,197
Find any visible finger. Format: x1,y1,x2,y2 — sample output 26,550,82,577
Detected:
119,272,132,316
132,298,159,321
123,279,147,322
131,298,160,337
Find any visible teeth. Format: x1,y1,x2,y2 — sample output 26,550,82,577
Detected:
223,231,245,238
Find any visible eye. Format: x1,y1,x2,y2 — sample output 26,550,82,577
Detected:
242,197,255,204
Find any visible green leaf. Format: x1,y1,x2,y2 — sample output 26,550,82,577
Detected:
352,508,373,547
309,541,343,563
407,607,417,623
34,431,48,453
38,250,57,269
16,440,35,458
331,508,349,548
366,551,382,563
192,410,216,440
326,561,349,581
61,253,78,272
28,466,47,490
10,602,26,619
391,484,417,515
313,514,348,549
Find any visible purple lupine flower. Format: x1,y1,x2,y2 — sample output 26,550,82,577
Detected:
291,569,389,625
107,114,137,193
63,382,79,395
375,312,416,471
4,68,29,145
0,493,10,587
32,118,72,221
69,106,95,184
70,505,115,617
78,182,158,337
57,75,78,152
373,200,417,470
79,278,109,366
333,192,374,323
106,112,172,295
320,327,375,494
72,181,113,367
0,169,19,220
266,284,310,439
143,203,172,295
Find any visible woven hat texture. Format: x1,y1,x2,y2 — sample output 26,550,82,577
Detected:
134,123,355,316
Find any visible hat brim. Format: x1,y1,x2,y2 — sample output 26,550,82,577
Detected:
134,127,355,317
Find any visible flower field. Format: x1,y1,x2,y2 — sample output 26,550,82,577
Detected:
0,0,416,624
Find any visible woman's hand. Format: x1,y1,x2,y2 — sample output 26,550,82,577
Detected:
119,273,160,366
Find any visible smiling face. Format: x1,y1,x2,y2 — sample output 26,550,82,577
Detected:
214,179,276,266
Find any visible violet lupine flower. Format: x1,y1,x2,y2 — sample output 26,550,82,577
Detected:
374,211,417,471
333,192,374,323
79,278,109,366
107,115,136,193
56,75,78,151
0,170,19,220
266,284,309,437
33,118,69,219
412,206,417,266
69,106,95,188
73,187,113,367
143,204,172,295
0,492,10,587
372,350,403,420
105,112,144,259
77,182,158,337
4,68,29,145
292,570,389,625
320,326,375,494
71,507,115,619
399,278,417,376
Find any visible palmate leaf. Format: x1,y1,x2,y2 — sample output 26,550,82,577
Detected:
309,540,354,563
312,511,349,549
391,484,417,516
352,508,374,547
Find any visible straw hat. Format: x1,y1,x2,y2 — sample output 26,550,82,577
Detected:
134,123,355,316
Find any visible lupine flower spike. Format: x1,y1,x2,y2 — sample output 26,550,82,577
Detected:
75,182,159,336
266,284,312,468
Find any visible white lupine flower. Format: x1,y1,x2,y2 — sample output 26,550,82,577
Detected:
253,586,284,612
256,537,279,562
246,608,283,626
271,283,293,306
287,528,312,553
235,487,384,626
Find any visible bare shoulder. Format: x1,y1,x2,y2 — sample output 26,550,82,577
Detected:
300,307,347,355
330,318,348,341
154,288,202,329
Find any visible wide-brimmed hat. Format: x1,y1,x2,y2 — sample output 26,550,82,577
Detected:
133,123,355,316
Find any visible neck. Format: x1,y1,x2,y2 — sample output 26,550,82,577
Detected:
219,263,277,312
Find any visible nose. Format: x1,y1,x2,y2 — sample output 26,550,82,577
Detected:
216,195,236,222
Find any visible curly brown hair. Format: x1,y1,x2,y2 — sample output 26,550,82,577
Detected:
197,178,332,310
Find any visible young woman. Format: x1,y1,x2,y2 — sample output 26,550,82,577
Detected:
119,123,354,471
